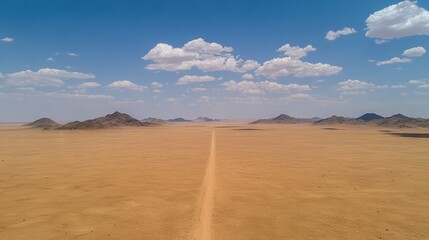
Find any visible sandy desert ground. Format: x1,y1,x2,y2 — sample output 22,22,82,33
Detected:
1,123,428,240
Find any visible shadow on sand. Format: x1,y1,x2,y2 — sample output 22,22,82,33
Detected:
387,133,429,138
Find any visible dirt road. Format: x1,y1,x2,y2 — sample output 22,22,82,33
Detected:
192,130,216,240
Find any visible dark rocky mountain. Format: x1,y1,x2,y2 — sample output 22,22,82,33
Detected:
314,113,429,128
141,117,166,124
24,118,60,129
251,114,319,124
356,113,384,122
314,115,363,125
168,118,191,122
59,111,155,130
194,117,220,122
369,114,429,128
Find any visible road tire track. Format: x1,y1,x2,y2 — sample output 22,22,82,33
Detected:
192,130,216,240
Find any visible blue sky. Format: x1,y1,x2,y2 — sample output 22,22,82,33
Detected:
1,0,428,121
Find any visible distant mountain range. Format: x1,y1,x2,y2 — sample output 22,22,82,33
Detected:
252,113,429,128
23,112,429,130
168,118,191,122
251,114,320,124
141,117,166,124
168,117,220,122
26,111,158,130
25,113,224,130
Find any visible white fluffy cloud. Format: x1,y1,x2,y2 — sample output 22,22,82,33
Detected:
339,80,376,91
255,44,342,79
376,57,411,66
151,81,164,88
107,80,146,91
1,37,14,42
282,93,314,102
222,80,311,95
255,57,342,79
338,80,387,96
242,73,254,80
277,44,316,59
366,1,429,40
77,82,101,88
325,27,357,41
190,87,207,92
143,38,240,72
403,46,426,57
409,79,426,85
241,60,260,71
409,79,429,88
0,73,4,79
182,38,232,55
167,97,178,102
67,52,79,57
46,92,114,100
177,75,216,85
143,38,259,72
4,68,95,87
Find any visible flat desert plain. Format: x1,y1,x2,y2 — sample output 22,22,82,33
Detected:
1,124,428,240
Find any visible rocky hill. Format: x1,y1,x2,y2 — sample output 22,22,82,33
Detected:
193,117,220,122
168,118,191,122
368,114,429,128
314,115,363,125
356,113,384,122
59,111,156,130
251,114,320,124
24,118,60,129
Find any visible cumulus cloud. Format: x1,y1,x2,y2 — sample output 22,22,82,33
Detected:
167,97,178,102
376,57,411,66
198,96,210,102
339,80,377,91
1,37,14,42
190,87,207,92
45,92,114,100
254,44,342,79
241,60,260,71
0,73,4,79
182,38,232,55
242,73,254,80
4,68,95,87
366,1,429,41
143,38,243,72
418,84,429,88
46,57,55,61
143,38,259,72
107,80,146,91
151,81,164,88
408,79,429,88
277,44,316,59
255,57,342,79
222,80,311,94
77,82,101,89
67,52,79,57
325,27,357,41
177,75,216,85
282,93,314,102
403,46,426,57
338,80,387,96
409,79,426,85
